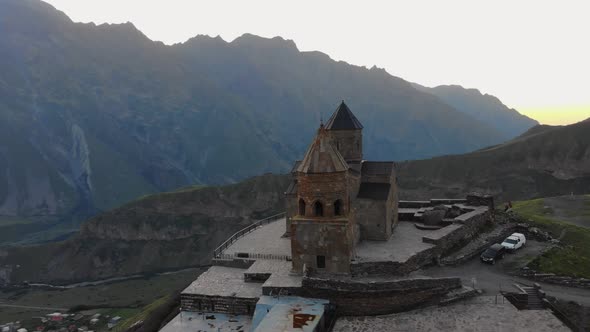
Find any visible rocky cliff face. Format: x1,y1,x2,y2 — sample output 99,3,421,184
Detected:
396,120,590,200
0,174,290,283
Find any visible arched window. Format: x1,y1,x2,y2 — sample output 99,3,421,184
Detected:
298,198,306,216
334,199,342,216
314,201,324,217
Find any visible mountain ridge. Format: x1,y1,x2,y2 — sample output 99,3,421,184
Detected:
0,119,587,284
0,0,536,243
413,83,538,140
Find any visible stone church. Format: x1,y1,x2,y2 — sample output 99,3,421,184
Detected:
285,101,398,274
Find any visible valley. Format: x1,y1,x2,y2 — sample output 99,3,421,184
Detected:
0,268,202,331
1,119,588,286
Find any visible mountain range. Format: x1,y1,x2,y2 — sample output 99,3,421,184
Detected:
0,0,537,244
0,119,587,284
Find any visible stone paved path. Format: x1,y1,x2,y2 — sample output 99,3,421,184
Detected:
416,246,590,305
223,218,291,258
333,296,569,332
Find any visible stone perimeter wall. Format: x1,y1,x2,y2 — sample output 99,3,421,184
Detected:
351,209,492,276
299,276,462,316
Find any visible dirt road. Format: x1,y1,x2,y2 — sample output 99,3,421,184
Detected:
414,240,590,305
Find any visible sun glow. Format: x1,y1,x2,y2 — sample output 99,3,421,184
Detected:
518,105,590,126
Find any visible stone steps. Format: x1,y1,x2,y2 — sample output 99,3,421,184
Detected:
522,286,545,310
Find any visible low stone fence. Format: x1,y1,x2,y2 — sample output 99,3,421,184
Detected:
351,247,438,276
398,199,468,209
441,223,519,266
299,275,462,316
351,209,492,276
517,268,590,289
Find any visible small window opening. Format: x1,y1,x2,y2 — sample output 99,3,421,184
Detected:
334,199,342,216
316,255,326,269
314,201,324,217
298,198,306,216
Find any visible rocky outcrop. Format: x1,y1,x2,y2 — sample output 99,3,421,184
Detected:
0,174,290,283
397,120,590,201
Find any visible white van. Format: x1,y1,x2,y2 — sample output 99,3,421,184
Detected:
501,233,526,251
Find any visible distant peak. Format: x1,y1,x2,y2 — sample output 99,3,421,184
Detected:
95,21,150,40
1,0,73,25
231,33,299,51
369,65,388,73
182,34,228,46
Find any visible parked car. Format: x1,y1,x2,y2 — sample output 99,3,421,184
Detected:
501,233,526,251
480,243,506,264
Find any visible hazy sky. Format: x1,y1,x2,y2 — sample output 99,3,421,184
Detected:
44,0,589,125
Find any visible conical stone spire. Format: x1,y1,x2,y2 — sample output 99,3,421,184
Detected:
325,101,363,130
296,124,348,173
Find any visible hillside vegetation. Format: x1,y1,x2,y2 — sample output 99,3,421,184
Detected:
513,195,590,279
397,119,590,201
0,174,289,283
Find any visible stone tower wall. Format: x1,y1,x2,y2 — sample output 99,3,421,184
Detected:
296,172,349,217
285,191,297,236
390,170,399,231
291,171,355,274
290,220,353,274
329,129,363,161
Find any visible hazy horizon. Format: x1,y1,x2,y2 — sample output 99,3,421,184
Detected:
43,0,590,125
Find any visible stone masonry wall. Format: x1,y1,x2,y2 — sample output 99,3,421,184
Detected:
291,221,353,274
296,172,349,218
351,209,492,276
355,198,387,240
292,171,355,274
300,276,461,316
388,173,399,232
329,129,362,161
285,192,297,236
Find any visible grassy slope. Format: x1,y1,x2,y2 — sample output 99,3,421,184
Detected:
397,119,590,201
513,195,590,278
112,295,170,331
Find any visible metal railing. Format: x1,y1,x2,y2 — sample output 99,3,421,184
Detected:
213,212,286,258
215,253,291,261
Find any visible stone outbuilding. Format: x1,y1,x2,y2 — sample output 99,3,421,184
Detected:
286,101,398,274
